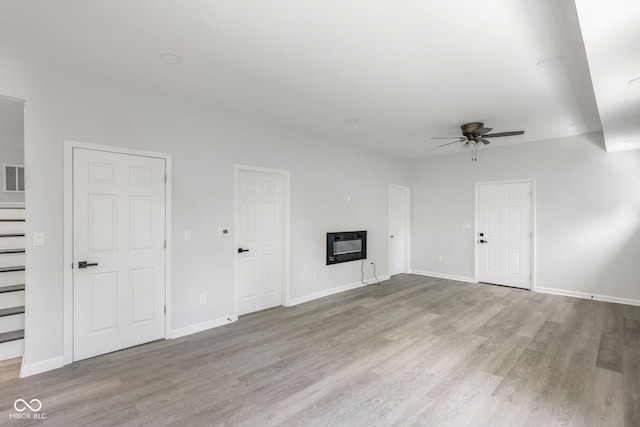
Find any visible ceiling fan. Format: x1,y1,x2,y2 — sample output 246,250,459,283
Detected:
432,122,525,161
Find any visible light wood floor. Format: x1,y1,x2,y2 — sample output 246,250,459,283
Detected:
1,275,638,426
0,358,20,382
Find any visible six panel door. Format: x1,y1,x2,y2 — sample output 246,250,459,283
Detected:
237,170,284,315
73,148,166,361
478,182,532,289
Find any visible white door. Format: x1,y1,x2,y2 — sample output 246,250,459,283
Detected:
236,169,284,315
478,182,532,289
389,185,409,276
73,148,166,361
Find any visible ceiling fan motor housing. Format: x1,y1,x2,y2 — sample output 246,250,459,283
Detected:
461,122,485,138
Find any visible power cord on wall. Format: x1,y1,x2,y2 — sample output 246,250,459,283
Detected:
361,259,382,286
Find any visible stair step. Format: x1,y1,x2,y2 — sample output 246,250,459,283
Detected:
0,306,24,317
0,284,24,293
0,266,25,273
0,234,25,238
0,249,25,254
0,329,24,344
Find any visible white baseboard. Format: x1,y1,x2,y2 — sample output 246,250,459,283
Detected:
20,355,64,378
287,275,391,306
409,269,475,283
171,315,237,339
535,287,640,307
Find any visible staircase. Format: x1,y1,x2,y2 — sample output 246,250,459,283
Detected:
0,205,25,361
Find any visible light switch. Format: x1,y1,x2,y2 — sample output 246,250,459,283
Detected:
463,223,472,230
33,233,45,246
184,230,192,241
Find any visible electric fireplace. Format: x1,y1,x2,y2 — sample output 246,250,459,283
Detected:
326,231,367,265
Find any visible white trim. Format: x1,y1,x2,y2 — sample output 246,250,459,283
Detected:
474,179,536,290
20,355,64,378
0,202,25,208
409,269,475,283
171,315,237,339
388,184,411,276
233,165,291,315
288,275,391,306
62,140,172,365
0,338,24,362
536,287,640,307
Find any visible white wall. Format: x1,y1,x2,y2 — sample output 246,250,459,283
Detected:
0,52,410,369
0,97,24,203
410,132,640,301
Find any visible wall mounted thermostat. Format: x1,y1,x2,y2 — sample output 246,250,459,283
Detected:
219,227,230,237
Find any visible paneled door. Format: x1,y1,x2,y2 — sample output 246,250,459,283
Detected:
478,182,532,289
236,169,284,315
73,148,166,361
389,185,410,276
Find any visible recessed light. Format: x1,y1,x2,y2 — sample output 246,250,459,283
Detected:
537,56,563,67
624,139,640,144
570,121,585,127
159,53,183,65
628,78,640,86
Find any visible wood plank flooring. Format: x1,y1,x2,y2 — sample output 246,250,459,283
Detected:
0,358,20,382
1,274,639,426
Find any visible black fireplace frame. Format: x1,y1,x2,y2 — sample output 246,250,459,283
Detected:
326,231,367,265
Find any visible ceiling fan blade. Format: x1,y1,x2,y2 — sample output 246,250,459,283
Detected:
478,138,491,145
431,136,465,140
483,130,525,138
474,127,493,136
436,140,463,148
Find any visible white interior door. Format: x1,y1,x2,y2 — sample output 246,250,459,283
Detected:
389,185,409,276
478,182,532,289
236,169,284,315
73,148,166,361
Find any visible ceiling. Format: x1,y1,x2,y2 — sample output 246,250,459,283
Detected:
0,0,636,158
574,0,640,152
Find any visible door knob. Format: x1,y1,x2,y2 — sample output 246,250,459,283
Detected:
479,240,488,244
78,261,98,269
390,235,394,238
237,248,250,253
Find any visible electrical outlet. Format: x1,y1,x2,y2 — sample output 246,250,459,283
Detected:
438,256,443,263
199,294,206,304
312,272,318,280
184,230,192,241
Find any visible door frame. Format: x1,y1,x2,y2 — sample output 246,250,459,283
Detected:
63,140,172,365
388,184,411,275
474,179,536,290
233,164,291,316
